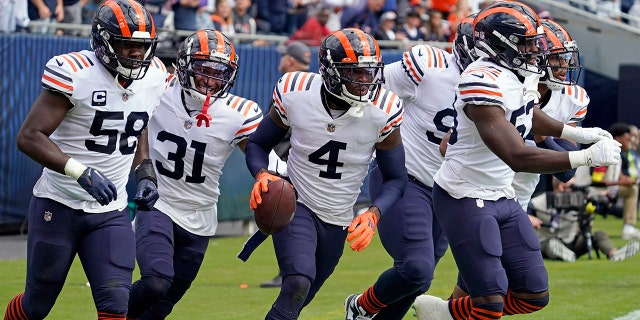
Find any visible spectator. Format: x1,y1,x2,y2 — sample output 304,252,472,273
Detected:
233,0,257,34
255,0,287,34
596,0,622,22
529,177,640,262
211,0,235,35
173,0,201,31
340,0,386,34
610,123,640,239
424,9,449,42
1,0,30,32
431,0,456,18
447,0,472,41
374,10,399,41
195,0,214,30
288,5,332,46
27,0,64,34
398,8,426,41
144,0,174,29
59,0,87,35
286,0,317,35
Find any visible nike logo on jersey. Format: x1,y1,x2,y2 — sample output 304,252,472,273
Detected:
254,105,260,113
56,59,64,66
472,73,485,79
418,49,424,56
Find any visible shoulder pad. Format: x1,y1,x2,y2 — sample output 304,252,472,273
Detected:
563,85,590,107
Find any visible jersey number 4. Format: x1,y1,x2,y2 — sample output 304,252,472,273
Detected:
308,140,347,179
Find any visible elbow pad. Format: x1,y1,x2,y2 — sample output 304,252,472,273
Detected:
371,144,408,216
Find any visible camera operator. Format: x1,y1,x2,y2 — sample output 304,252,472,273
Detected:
529,177,640,262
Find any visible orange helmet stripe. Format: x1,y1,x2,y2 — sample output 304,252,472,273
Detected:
197,30,210,55
543,26,563,51
105,0,131,37
476,7,538,35
547,19,571,42
125,0,146,33
334,30,358,63
353,28,371,57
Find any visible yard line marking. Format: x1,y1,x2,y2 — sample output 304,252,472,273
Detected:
613,310,640,320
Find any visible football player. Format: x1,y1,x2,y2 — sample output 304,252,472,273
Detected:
244,28,407,319
415,17,596,319
4,0,167,319
412,1,620,319
344,15,477,320
125,29,265,319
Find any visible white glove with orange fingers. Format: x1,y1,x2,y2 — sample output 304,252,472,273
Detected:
250,170,282,210
347,210,379,252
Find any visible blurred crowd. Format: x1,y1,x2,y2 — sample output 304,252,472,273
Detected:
1,0,640,42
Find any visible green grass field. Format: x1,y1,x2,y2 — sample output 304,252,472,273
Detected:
1,214,639,319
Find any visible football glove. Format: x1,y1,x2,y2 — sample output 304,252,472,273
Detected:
133,159,159,210
568,139,621,168
77,167,117,206
347,210,378,252
250,171,281,210
561,125,614,144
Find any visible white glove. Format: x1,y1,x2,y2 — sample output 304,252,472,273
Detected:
560,125,614,144
568,139,621,168
523,73,542,103
268,150,288,176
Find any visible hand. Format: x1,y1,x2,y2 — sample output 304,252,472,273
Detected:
562,125,613,144
134,178,158,210
77,167,117,206
250,171,281,210
582,139,621,167
347,210,378,252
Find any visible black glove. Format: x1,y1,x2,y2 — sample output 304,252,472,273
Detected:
77,167,117,206
134,159,158,210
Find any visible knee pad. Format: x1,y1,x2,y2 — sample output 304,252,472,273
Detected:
95,285,131,315
139,275,173,300
397,258,434,285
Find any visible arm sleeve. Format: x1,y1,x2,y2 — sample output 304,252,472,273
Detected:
371,143,408,216
536,137,578,182
245,115,289,177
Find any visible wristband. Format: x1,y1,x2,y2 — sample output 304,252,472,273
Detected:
568,150,590,168
135,159,157,185
560,124,577,141
64,158,87,180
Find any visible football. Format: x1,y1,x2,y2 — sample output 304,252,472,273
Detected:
254,179,296,235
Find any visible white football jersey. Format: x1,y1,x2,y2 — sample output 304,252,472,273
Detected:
149,77,263,236
512,84,589,209
274,71,403,226
383,45,460,187
434,59,535,200
33,50,168,213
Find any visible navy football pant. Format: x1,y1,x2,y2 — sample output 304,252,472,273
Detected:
369,168,449,320
266,203,347,319
127,209,209,319
21,196,134,319
433,184,548,298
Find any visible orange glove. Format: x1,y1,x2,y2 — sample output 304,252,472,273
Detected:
347,210,378,252
250,171,282,210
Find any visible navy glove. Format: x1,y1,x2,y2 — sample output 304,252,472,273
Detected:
134,159,158,210
77,167,117,206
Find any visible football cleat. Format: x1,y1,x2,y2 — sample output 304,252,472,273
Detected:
345,294,376,320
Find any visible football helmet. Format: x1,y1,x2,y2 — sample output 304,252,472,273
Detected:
540,19,581,91
473,1,547,77
90,0,157,80
453,13,478,71
319,28,384,117
176,29,239,105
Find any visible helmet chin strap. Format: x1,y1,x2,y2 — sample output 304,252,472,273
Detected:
196,92,213,127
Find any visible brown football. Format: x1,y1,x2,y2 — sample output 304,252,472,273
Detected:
254,179,296,235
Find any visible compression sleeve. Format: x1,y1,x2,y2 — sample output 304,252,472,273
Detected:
245,115,289,177
537,137,578,182
371,143,408,216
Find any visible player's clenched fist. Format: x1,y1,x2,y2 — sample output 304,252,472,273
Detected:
347,210,379,252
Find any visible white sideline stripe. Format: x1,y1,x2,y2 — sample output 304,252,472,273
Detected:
613,310,640,320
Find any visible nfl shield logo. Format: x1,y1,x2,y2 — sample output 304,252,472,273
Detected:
122,92,129,102
44,211,52,222
184,120,193,129
327,124,335,132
